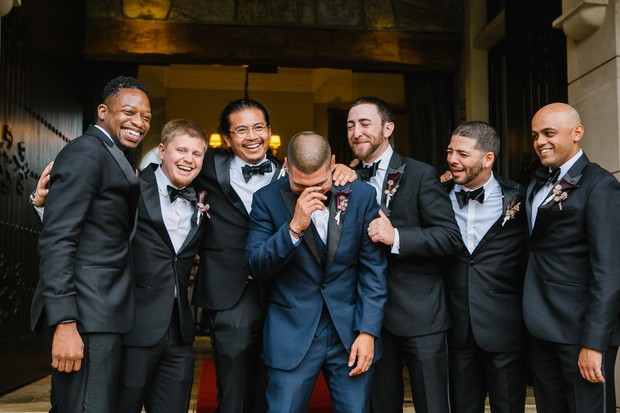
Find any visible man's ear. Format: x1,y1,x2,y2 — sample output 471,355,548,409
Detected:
573,124,584,143
482,151,495,169
383,121,395,139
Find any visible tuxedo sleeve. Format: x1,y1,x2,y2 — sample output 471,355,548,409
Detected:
397,167,462,257
244,191,298,281
582,174,620,350
354,191,388,337
38,139,103,326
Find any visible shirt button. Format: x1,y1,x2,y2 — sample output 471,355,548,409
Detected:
469,260,475,265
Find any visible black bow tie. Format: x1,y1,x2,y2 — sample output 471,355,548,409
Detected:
456,187,485,209
358,161,380,182
242,161,272,183
535,167,560,188
167,185,196,203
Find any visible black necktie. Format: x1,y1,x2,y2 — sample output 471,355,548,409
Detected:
535,167,560,188
242,161,272,183
456,187,485,209
167,185,196,203
358,161,380,182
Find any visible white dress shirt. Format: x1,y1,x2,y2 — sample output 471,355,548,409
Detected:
230,155,276,214
154,167,194,253
451,174,503,254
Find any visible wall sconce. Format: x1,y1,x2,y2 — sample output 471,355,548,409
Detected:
208,133,222,148
269,134,281,157
0,0,14,17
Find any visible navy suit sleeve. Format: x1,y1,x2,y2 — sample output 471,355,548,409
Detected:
244,190,297,281
38,139,103,325
397,166,462,257
354,191,388,338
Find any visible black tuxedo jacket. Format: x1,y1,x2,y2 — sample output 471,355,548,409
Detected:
443,177,527,352
524,153,620,350
32,125,139,333
192,148,281,311
123,164,206,347
377,151,462,337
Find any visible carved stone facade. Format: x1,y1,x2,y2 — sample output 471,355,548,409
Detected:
86,0,461,33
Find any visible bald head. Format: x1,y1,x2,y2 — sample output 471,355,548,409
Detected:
286,132,332,174
533,102,581,128
531,102,584,169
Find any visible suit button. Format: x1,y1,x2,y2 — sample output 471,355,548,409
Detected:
469,260,475,265
320,283,327,289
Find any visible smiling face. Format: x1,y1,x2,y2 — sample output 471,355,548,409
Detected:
223,108,270,165
446,135,494,189
97,88,151,151
347,103,394,163
158,133,206,188
531,103,583,170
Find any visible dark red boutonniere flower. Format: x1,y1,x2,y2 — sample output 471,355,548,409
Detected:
196,190,210,224
384,166,405,209
542,179,578,210
335,189,351,225
501,196,521,227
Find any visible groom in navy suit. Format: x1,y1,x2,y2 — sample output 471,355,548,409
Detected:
244,131,387,412
524,102,620,412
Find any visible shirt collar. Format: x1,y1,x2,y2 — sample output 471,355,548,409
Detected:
554,149,583,181
363,145,393,170
231,154,269,169
154,164,182,198
94,125,114,145
454,172,497,202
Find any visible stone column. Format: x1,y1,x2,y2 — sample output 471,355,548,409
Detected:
554,0,620,176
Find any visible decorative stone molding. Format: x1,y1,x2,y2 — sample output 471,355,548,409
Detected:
553,0,608,42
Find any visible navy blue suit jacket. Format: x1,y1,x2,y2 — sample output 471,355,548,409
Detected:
244,177,387,371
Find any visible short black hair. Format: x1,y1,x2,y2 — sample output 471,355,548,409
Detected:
451,121,500,157
101,76,149,103
219,99,270,136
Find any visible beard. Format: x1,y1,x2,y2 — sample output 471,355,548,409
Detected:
452,162,485,187
351,135,385,161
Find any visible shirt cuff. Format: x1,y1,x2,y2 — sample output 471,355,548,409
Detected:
390,228,400,254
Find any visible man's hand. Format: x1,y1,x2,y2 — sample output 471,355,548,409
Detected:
348,332,375,376
578,347,605,383
33,161,53,207
332,163,357,187
368,210,395,246
439,170,453,183
51,322,84,373
289,187,327,236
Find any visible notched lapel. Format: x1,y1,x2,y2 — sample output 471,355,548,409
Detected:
281,189,322,264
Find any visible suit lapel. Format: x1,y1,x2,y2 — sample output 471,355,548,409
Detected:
530,154,588,240
88,126,139,188
325,187,346,270
381,151,405,217
281,189,322,264
179,204,200,253
214,151,248,218
140,166,176,252
472,179,519,254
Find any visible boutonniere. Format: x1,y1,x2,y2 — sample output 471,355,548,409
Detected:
277,166,287,180
384,166,405,209
501,196,521,227
196,190,210,224
335,189,351,225
541,178,579,210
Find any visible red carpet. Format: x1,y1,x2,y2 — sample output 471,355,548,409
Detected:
196,358,332,412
